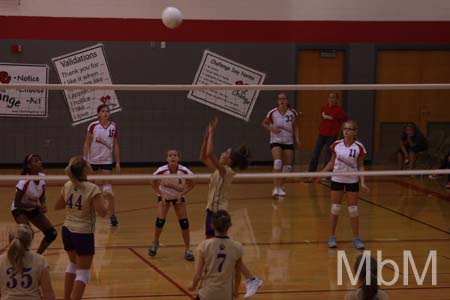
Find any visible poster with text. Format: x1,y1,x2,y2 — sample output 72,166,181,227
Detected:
52,44,121,126
187,50,265,121
0,63,48,118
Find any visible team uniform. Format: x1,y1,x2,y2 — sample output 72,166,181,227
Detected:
154,164,193,204
205,166,235,237
197,237,242,300
11,173,46,220
0,251,49,300
330,139,367,192
266,108,299,149
87,121,118,170
60,181,102,255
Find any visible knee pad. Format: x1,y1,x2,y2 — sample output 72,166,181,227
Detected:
75,269,90,285
66,262,78,274
155,218,166,229
282,164,292,173
273,159,282,170
43,228,57,243
331,204,341,216
179,218,189,230
348,206,359,218
102,184,113,195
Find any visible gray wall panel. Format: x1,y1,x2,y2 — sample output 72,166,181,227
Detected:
0,40,296,164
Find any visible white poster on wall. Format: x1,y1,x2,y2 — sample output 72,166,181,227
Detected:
52,44,121,126
0,63,48,118
187,50,265,121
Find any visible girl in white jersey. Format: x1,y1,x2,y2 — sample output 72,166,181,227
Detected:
148,149,195,261
55,156,108,300
83,104,120,226
262,93,300,197
200,118,262,299
320,121,369,249
0,224,55,300
11,154,57,254
188,210,242,300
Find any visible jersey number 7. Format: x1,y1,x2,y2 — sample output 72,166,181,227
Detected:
217,253,227,272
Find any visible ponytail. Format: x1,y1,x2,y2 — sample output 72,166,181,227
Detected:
355,254,379,300
7,224,33,273
230,145,250,170
361,271,378,300
65,156,90,187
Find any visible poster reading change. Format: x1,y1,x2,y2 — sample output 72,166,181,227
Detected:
52,44,121,126
187,50,265,121
0,63,48,118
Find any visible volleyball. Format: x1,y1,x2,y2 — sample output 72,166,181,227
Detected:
161,7,183,29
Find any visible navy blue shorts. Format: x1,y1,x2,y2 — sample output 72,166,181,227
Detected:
205,209,214,238
91,163,114,171
62,226,95,256
331,181,359,192
270,143,295,150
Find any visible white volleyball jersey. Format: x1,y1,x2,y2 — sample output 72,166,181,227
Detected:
153,164,193,199
331,139,366,184
11,173,46,211
266,108,299,144
87,121,118,164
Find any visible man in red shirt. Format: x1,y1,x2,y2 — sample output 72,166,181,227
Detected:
308,92,348,172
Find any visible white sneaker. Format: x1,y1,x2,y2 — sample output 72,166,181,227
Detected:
244,277,263,298
278,186,286,197
272,186,279,197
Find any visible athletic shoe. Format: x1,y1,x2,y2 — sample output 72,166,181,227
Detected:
148,241,159,257
244,277,263,298
278,186,287,197
110,215,119,226
353,237,365,250
184,249,195,261
428,174,442,179
328,236,337,248
445,182,450,189
272,186,279,197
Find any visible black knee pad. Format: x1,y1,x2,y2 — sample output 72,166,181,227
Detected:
155,218,166,229
43,228,57,243
179,218,189,230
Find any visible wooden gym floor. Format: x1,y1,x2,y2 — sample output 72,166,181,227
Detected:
0,166,448,300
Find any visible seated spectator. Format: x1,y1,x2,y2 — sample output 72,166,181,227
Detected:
398,123,427,170
345,254,388,300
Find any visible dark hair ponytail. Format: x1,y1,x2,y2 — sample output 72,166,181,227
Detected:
355,254,379,300
230,145,250,170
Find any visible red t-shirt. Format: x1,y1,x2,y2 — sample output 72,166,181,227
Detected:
318,104,348,136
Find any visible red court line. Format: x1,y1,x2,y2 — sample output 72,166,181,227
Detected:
128,247,195,300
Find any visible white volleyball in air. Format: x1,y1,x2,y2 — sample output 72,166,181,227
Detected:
161,7,183,29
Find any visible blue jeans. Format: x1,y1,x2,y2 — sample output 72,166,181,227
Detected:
308,135,337,172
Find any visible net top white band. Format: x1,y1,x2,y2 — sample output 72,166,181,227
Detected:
2,83,450,91
1,169,448,182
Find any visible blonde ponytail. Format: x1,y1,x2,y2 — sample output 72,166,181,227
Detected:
7,224,33,273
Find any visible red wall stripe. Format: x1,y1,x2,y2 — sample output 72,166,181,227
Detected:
3,16,450,43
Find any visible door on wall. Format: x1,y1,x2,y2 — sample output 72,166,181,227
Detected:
296,50,345,152
375,51,450,151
